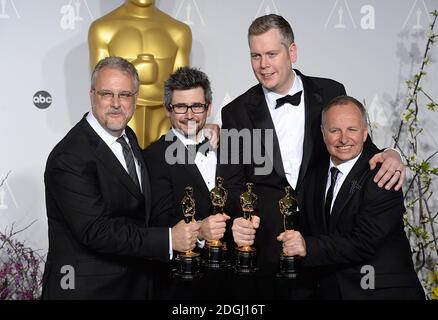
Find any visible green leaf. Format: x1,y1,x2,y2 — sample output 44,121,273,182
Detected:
426,102,438,111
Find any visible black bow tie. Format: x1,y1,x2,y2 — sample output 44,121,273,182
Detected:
190,138,211,156
275,91,303,108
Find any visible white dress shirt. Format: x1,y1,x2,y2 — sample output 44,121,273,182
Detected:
325,153,361,213
172,128,217,191
263,70,305,189
86,112,142,191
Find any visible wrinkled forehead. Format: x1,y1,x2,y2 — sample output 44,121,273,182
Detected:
94,67,136,89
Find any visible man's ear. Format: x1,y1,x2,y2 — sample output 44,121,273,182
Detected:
207,103,212,117
165,107,172,118
89,90,98,116
321,125,327,142
363,127,368,142
289,42,297,64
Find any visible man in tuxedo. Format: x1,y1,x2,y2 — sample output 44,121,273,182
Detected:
42,57,199,299
279,96,424,299
143,67,230,299
218,14,405,299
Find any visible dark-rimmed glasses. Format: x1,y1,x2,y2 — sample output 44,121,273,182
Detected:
93,89,137,101
169,103,208,114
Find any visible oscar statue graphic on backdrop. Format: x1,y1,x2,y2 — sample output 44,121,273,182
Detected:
277,186,300,279
203,176,228,269
174,186,201,281
235,182,258,274
0,0,9,19
88,0,192,148
335,6,346,29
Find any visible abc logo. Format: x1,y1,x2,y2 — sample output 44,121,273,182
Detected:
33,91,52,109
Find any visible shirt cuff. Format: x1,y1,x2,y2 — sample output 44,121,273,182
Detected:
169,228,173,260
197,238,206,249
384,147,402,160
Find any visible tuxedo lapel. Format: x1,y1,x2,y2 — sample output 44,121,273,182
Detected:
81,120,144,201
94,141,145,200
246,84,287,184
182,163,211,200
329,151,372,231
295,70,324,191
127,128,147,194
127,128,151,220
315,165,330,234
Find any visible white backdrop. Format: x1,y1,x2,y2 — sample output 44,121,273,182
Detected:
0,0,437,255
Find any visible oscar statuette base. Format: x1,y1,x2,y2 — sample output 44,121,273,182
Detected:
203,240,231,269
234,246,257,275
203,244,221,269
276,253,299,279
174,251,202,281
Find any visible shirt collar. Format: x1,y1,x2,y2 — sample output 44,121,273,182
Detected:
329,152,362,177
86,112,127,146
171,128,206,147
263,69,304,110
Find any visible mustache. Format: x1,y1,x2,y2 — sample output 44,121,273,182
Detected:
180,119,199,126
182,120,199,137
106,109,124,116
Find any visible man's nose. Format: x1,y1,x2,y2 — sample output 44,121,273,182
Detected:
111,95,121,108
339,132,348,144
260,55,269,68
185,107,195,118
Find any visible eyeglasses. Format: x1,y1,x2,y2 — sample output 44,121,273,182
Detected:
93,89,137,101
169,103,208,114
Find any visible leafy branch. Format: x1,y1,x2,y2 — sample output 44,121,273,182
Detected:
394,10,438,299
0,221,45,300
0,171,11,188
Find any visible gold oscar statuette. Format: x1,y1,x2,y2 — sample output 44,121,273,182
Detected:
174,186,201,281
277,186,300,279
203,177,229,269
88,0,192,148
235,182,258,274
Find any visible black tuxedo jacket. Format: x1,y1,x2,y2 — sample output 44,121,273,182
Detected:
300,147,424,299
218,70,349,273
42,114,169,300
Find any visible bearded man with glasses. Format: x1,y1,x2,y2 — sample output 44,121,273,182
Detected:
42,57,200,299
143,67,231,299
